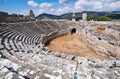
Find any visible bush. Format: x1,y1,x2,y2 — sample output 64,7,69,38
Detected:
96,16,111,21
87,16,111,21
107,14,120,19
87,16,94,21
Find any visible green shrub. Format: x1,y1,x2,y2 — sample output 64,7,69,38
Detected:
87,16,111,21
96,16,111,21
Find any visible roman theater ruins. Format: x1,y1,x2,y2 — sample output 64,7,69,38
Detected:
0,15,120,78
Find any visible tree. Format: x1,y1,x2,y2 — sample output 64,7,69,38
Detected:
107,14,120,19
96,16,111,21
87,16,94,21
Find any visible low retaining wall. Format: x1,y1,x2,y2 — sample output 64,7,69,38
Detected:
42,29,71,45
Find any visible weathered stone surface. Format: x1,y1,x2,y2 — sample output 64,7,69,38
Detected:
0,21,120,79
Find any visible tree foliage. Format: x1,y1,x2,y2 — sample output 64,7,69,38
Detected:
107,14,120,19
87,16,94,21
96,16,111,21
87,16,111,21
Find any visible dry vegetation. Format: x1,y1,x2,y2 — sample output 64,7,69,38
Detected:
93,26,107,35
48,34,111,60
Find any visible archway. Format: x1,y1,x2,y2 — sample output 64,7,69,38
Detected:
71,28,76,34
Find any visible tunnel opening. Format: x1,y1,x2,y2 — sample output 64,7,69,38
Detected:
71,28,76,34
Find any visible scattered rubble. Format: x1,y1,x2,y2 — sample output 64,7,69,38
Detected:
0,20,120,79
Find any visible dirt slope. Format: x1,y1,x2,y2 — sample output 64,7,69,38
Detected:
48,34,111,60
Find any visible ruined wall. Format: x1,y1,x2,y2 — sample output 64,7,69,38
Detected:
77,21,120,58
42,29,71,45
0,20,120,79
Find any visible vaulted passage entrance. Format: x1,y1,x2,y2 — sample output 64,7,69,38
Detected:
48,33,110,60
71,28,76,34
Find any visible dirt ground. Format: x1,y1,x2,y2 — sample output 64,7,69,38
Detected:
48,34,112,60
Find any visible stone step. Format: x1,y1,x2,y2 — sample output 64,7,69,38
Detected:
16,33,25,42
0,48,77,79
0,30,13,37
9,40,19,51
3,38,12,51
0,38,4,49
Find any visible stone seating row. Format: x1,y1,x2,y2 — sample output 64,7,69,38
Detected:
0,21,75,46
1,47,120,79
0,27,42,45
0,49,77,79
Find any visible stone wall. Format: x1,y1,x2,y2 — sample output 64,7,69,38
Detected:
77,21,120,58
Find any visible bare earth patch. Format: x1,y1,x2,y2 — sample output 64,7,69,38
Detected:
48,34,111,60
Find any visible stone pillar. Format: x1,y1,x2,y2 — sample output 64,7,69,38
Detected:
72,12,76,21
82,11,87,21
29,10,35,19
